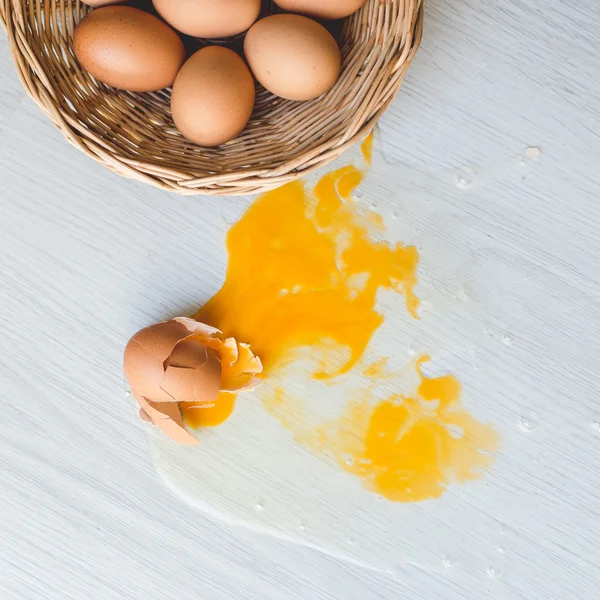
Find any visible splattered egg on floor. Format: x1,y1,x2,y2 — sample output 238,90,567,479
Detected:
175,134,499,503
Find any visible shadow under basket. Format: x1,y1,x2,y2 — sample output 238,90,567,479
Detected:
0,0,423,195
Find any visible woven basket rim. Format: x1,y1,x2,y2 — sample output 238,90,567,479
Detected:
1,0,423,195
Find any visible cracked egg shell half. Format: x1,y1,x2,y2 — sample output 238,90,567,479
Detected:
124,319,222,406
123,318,263,445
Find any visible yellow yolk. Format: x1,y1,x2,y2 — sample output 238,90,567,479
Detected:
182,134,498,501
183,391,236,428
331,357,499,502
194,162,418,377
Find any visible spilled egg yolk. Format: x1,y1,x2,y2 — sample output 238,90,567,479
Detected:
182,134,498,501
183,391,236,428
330,356,499,502
194,162,419,377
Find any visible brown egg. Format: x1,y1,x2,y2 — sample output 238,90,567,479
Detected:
73,6,185,92
81,0,128,7
273,0,368,20
152,0,261,38
123,320,222,405
171,47,255,147
244,15,341,101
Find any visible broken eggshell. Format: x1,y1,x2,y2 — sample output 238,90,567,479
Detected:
124,318,263,445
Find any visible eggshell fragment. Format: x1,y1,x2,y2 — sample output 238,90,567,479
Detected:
174,317,263,391
173,317,221,338
73,6,185,92
134,391,201,445
244,15,341,101
153,0,261,38
139,408,152,423
125,321,223,404
273,0,368,20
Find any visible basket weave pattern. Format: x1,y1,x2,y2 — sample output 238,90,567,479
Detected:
0,0,423,195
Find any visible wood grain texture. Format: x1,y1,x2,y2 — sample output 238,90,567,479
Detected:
0,34,25,134
1,1,600,598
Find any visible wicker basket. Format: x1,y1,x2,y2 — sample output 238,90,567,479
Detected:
0,0,423,195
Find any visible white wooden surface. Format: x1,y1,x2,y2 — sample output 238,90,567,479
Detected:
2,1,600,599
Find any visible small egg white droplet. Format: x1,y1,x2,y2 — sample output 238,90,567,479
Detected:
443,555,456,568
456,176,469,189
342,454,355,466
519,416,536,433
456,167,476,189
486,566,501,579
503,333,514,346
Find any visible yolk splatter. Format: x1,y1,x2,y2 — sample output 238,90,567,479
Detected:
182,391,236,428
182,134,498,501
330,357,499,502
361,130,373,164
194,163,419,377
